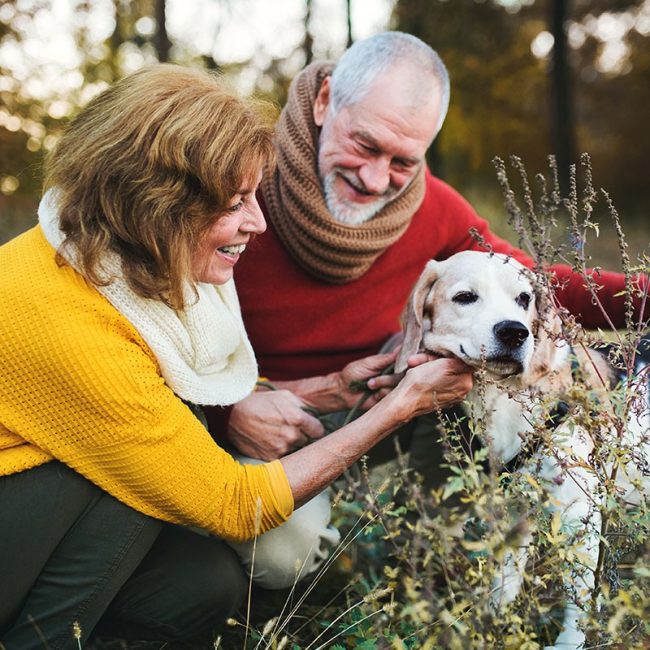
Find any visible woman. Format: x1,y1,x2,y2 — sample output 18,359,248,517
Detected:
0,64,472,649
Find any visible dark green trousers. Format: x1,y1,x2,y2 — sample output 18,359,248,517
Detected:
0,462,247,649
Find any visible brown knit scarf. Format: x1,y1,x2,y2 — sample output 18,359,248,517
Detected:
260,61,426,284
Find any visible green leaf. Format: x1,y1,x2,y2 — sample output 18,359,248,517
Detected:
354,640,378,650
442,476,465,501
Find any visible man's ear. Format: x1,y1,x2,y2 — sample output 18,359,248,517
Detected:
313,77,331,126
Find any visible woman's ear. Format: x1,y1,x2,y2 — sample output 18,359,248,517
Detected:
395,260,440,373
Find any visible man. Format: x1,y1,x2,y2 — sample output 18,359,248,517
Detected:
207,31,646,461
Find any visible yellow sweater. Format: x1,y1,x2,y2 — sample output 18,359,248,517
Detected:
0,227,293,542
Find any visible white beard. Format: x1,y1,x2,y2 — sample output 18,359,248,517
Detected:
322,171,398,225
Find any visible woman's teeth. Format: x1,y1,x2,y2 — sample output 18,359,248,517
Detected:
218,244,246,255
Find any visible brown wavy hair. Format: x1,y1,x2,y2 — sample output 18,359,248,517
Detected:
45,64,277,310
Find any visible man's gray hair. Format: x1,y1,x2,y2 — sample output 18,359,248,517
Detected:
329,31,450,135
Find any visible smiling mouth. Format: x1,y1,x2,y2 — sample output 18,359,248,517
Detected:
218,244,246,256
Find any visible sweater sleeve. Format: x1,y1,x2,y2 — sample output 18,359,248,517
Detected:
426,173,648,329
0,228,293,542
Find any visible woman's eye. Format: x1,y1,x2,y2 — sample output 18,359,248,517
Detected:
227,201,243,213
452,291,478,305
516,292,532,309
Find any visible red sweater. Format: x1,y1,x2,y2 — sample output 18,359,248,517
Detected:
234,171,643,381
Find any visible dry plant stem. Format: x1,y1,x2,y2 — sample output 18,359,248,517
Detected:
494,153,649,627
244,499,264,650
27,616,51,650
303,596,371,650
591,185,643,608
263,513,381,648
289,582,352,639
311,608,384,650
604,189,635,332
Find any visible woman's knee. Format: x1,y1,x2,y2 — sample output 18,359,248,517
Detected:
183,538,248,621
101,527,248,641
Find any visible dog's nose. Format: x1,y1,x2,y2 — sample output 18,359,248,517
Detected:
494,320,529,348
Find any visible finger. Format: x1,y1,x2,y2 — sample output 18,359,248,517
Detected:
444,358,474,374
280,427,311,450
298,411,326,440
366,373,400,390
359,350,399,373
292,432,311,449
360,387,393,409
406,352,442,367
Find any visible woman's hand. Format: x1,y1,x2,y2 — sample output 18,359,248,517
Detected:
280,356,474,508
390,356,474,419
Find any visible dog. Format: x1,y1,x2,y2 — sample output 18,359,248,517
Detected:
394,250,649,650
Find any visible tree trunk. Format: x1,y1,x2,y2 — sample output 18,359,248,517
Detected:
346,0,353,47
303,0,313,65
154,0,172,62
550,0,576,193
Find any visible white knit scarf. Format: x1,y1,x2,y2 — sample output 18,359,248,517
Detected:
38,190,258,407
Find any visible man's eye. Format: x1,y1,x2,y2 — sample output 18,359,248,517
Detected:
452,291,478,305
359,143,378,154
516,292,532,309
393,159,414,170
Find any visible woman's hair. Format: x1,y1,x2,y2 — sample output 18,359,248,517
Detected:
45,64,276,310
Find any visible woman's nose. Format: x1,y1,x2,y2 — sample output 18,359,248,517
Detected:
244,196,266,234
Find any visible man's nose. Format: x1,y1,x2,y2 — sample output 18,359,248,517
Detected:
357,158,391,195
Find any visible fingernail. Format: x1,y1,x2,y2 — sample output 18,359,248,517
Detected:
367,378,376,389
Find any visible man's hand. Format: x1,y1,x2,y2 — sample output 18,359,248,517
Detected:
336,350,400,409
227,390,325,461
337,349,457,410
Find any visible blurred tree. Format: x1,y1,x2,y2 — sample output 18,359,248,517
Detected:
394,0,549,189
153,0,171,62
393,0,650,226
304,0,314,65
346,0,353,48
2,0,648,252
0,1,51,238
550,0,576,192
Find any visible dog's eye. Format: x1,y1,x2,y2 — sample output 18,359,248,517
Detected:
452,291,478,305
516,292,532,309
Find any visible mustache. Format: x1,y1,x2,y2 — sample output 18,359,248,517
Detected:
336,170,401,200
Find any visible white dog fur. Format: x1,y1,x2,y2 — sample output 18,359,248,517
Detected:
395,250,649,650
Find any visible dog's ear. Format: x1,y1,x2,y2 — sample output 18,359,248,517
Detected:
395,260,440,373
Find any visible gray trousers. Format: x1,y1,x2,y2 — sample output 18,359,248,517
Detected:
0,462,247,649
